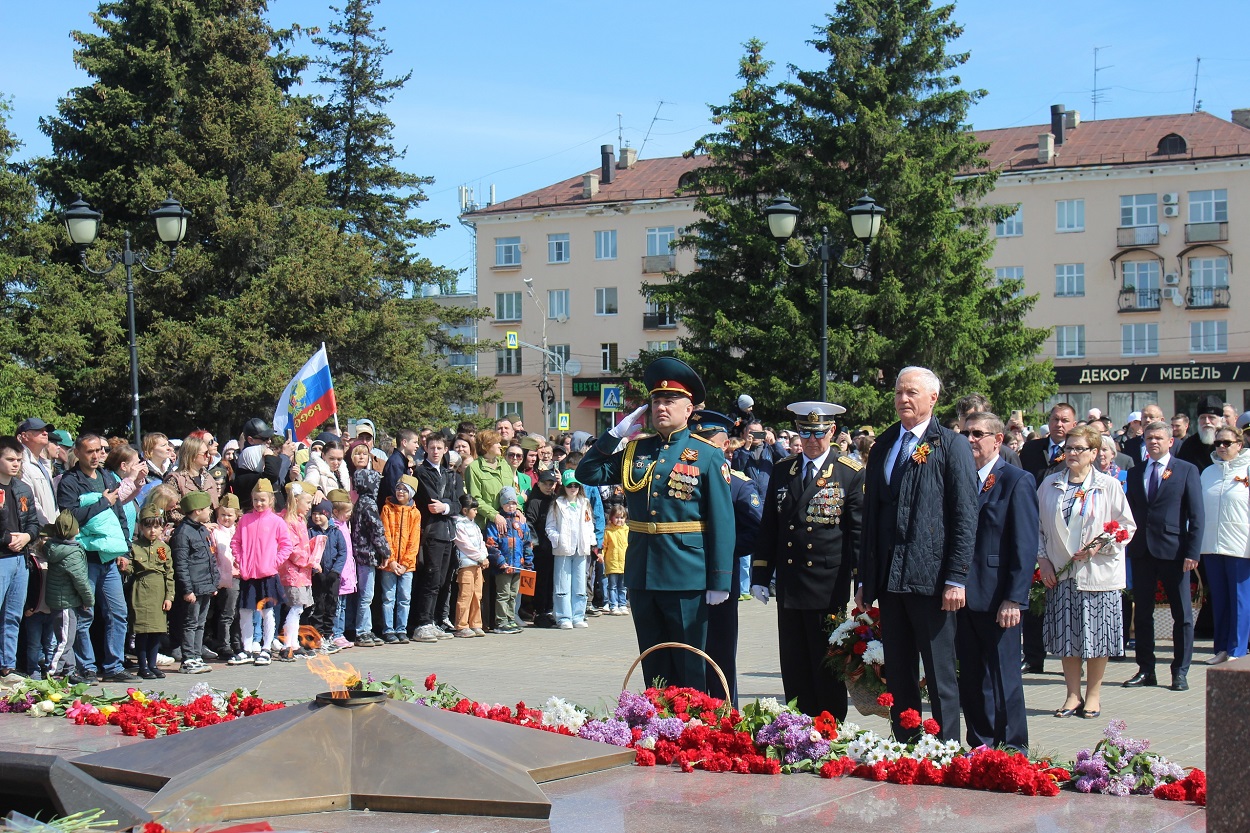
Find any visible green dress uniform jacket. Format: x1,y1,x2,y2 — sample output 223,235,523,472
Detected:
127,538,175,634
576,427,735,592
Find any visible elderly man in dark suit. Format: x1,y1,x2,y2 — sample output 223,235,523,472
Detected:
956,412,1038,751
1123,420,1204,692
857,367,978,743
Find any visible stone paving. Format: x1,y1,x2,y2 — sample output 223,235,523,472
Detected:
0,601,1213,831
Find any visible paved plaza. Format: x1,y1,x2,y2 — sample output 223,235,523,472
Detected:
0,602,1211,831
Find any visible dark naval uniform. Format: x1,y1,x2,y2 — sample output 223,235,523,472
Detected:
577,425,735,691
753,451,864,720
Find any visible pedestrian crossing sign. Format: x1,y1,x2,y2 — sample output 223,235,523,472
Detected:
506,331,518,350
558,413,570,431
600,384,624,412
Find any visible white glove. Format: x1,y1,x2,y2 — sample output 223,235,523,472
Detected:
750,584,770,605
610,404,649,439
706,589,730,605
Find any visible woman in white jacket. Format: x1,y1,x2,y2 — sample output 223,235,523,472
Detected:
305,439,351,496
1199,426,1250,665
545,470,595,629
1038,424,1136,720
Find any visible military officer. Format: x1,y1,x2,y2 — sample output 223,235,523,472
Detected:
750,401,864,720
576,357,735,692
689,409,762,706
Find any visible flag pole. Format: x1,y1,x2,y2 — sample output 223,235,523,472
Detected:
323,342,343,435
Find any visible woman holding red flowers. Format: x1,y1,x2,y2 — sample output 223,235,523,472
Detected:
1038,424,1135,720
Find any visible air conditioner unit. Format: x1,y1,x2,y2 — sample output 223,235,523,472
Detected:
1164,272,1180,286
1162,286,1179,300
1162,192,1179,205
1163,205,1180,217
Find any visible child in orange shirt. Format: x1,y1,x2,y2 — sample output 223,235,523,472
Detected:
378,474,421,643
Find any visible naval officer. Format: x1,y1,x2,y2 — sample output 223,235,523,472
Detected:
576,357,735,692
750,402,864,720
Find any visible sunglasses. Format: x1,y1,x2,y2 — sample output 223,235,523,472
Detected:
1064,446,1093,454
796,429,829,439
959,429,995,440
1214,440,1242,448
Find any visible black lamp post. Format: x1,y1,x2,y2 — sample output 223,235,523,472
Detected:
764,192,885,402
60,193,191,445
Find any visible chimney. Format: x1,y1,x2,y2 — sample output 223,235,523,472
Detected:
1038,133,1056,164
1051,104,1066,145
1233,109,1250,130
1065,109,1081,131
582,174,599,199
618,147,638,169
600,144,616,184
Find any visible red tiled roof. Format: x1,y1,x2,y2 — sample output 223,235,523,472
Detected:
970,111,1250,173
467,154,711,215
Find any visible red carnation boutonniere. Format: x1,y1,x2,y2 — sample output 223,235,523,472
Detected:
1235,476,1250,488
1161,468,1173,480
981,473,996,493
911,442,932,464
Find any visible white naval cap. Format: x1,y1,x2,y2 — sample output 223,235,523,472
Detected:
787,401,846,427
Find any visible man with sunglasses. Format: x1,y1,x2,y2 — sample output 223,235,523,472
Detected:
749,401,864,721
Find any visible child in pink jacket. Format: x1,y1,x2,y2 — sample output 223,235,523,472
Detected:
278,484,317,661
230,481,294,666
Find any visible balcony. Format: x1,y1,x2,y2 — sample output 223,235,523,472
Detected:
1117,226,1159,247
1186,285,1231,309
643,312,678,329
1118,287,1161,312
1185,221,1228,243
642,254,676,274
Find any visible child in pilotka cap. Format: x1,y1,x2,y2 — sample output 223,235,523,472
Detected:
379,474,421,643
171,491,219,674
126,504,172,679
486,487,532,635
327,489,357,650
309,499,348,652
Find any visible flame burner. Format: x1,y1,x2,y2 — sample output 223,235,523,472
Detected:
73,695,633,820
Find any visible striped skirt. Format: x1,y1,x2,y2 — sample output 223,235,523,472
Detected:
1043,578,1123,658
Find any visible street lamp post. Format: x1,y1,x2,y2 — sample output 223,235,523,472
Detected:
763,192,885,402
523,276,571,432
60,193,192,445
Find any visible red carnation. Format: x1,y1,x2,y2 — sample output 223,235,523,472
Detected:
852,641,868,655
898,708,922,730
868,607,880,618
634,749,656,767
1115,528,1130,543
886,757,919,785
1154,782,1186,801
922,718,941,736
1103,521,1118,533
914,760,944,786
876,692,894,707
944,755,972,787
424,674,437,691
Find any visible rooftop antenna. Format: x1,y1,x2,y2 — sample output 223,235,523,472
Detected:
617,113,626,149
638,100,672,159
1091,46,1112,120
1192,56,1202,112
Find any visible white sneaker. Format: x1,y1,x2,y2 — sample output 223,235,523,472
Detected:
558,622,574,630
1207,651,1230,665
155,653,176,667
574,621,589,628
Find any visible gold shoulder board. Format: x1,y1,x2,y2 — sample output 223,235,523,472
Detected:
838,455,864,472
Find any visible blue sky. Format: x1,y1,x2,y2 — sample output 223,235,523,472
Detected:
4,1,1248,289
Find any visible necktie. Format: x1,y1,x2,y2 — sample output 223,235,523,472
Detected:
1148,461,1160,500
892,432,915,484
804,461,815,489
1050,443,1063,464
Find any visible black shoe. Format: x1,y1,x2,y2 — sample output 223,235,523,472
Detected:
1054,699,1084,718
1170,675,1189,692
1021,662,1044,674
395,633,410,644
152,669,166,679
138,669,157,680
68,671,97,685
1122,671,1157,687
383,633,400,644
101,670,137,683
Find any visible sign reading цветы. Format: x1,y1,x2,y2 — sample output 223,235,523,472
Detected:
1055,362,1247,387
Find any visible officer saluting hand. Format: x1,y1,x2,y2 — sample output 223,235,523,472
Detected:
576,358,735,693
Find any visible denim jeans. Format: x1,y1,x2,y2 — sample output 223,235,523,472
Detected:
24,610,58,675
607,574,628,609
355,566,376,634
552,554,587,626
377,570,412,636
75,558,128,676
0,555,30,669
334,594,347,639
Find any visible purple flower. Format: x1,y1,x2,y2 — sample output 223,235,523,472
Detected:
756,711,812,748
641,716,686,742
578,718,633,747
1105,776,1132,797
614,691,657,726
1150,759,1185,783
1074,776,1094,794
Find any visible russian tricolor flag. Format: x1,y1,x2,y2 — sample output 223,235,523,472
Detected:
274,345,337,443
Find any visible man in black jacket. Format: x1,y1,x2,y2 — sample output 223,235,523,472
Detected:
410,434,461,642
857,367,977,743
1019,403,1077,486
0,437,41,676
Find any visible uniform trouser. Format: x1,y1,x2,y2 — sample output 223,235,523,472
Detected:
586,554,605,608
1022,608,1046,667
75,558,127,677
1207,553,1250,657
705,553,743,706
629,588,709,692
955,607,1028,751
776,604,848,721
1131,555,1193,678
416,539,454,628
181,595,213,661
879,590,961,744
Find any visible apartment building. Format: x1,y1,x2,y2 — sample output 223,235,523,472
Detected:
982,107,1250,426
460,146,706,435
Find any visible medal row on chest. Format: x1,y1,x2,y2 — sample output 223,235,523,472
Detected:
667,462,699,500
805,486,843,524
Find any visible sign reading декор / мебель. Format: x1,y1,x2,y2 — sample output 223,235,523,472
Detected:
1055,362,1247,387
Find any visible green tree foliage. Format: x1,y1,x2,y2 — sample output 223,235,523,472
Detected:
654,2,1053,427
20,0,489,438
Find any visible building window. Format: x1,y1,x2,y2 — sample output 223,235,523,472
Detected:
994,266,1024,298
1190,320,1228,354
549,343,570,372
595,230,617,260
644,299,677,328
647,340,678,352
496,402,524,421
1055,263,1085,297
1056,199,1085,232
1158,133,1187,155
1121,323,1159,357
1107,392,1157,427
496,349,522,375
1122,260,1160,309
1055,325,1085,359
495,236,521,267
995,206,1023,237
494,291,522,322
646,226,677,256
548,289,569,320
546,233,570,264
1188,189,1228,223
1120,194,1158,227
595,287,618,315
600,342,619,372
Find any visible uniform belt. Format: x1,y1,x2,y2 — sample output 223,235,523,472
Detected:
627,520,705,535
